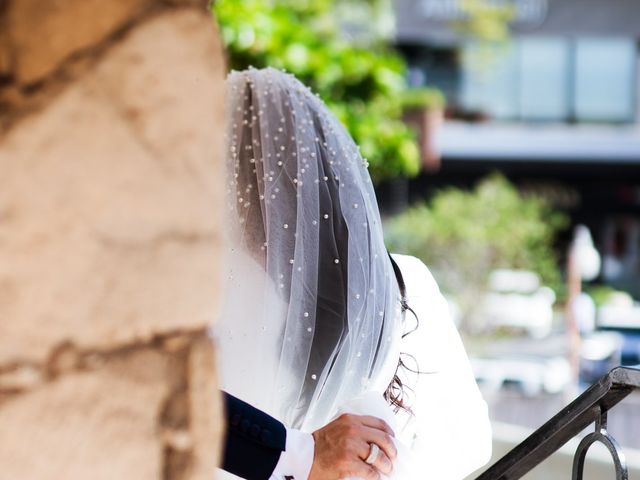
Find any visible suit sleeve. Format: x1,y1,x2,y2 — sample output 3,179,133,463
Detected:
222,391,287,480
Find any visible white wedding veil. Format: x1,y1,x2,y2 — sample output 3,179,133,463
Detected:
217,67,402,432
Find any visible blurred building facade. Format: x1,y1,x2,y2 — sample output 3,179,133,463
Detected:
392,0,640,299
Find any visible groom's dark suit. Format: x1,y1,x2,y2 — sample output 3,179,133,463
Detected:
222,391,287,480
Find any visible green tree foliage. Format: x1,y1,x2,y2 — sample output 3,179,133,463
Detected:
455,0,516,79
454,0,514,43
384,174,568,325
212,0,422,181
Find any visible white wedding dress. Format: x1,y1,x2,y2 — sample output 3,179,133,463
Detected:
338,253,492,480
217,67,491,480
216,251,491,480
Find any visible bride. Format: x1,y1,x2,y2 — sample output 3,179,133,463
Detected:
216,67,491,479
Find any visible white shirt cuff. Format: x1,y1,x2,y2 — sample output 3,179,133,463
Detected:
271,428,314,480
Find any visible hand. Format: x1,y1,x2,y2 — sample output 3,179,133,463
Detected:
309,413,397,480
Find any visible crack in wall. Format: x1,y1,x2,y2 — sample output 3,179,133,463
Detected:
0,329,205,394
161,343,194,479
0,0,211,135
0,329,211,480
94,230,219,251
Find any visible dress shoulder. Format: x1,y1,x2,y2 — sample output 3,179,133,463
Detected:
390,253,442,302
389,253,493,479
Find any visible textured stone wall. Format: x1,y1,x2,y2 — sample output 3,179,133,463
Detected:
0,1,226,478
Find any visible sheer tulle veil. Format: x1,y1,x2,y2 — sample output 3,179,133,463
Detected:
216,67,402,432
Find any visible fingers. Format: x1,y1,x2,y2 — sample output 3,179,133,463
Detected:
361,426,397,462
371,448,393,476
354,414,397,465
352,462,381,480
309,413,396,480
358,415,395,437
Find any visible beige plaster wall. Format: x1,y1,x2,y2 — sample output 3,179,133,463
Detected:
0,1,226,478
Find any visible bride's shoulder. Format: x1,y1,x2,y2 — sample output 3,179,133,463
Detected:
389,253,442,299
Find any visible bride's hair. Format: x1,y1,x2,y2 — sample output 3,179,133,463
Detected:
385,255,422,413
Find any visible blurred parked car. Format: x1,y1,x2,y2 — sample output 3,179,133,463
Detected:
578,331,624,384
596,292,640,366
479,269,556,338
471,355,572,397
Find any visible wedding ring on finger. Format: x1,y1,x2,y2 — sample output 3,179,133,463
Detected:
364,443,380,465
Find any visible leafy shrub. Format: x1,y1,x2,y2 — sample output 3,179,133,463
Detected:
384,173,568,327
401,87,446,111
213,0,422,181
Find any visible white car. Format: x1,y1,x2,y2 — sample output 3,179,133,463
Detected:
479,269,556,338
471,355,572,396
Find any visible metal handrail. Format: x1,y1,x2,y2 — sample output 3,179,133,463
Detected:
474,366,640,480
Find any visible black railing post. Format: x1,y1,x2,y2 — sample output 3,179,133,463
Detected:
474,366,640,480
571,407,628,480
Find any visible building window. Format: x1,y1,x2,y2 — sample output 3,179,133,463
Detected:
461,43,519,119
518,37,570,121
574,38,637,123
458,36,637,124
